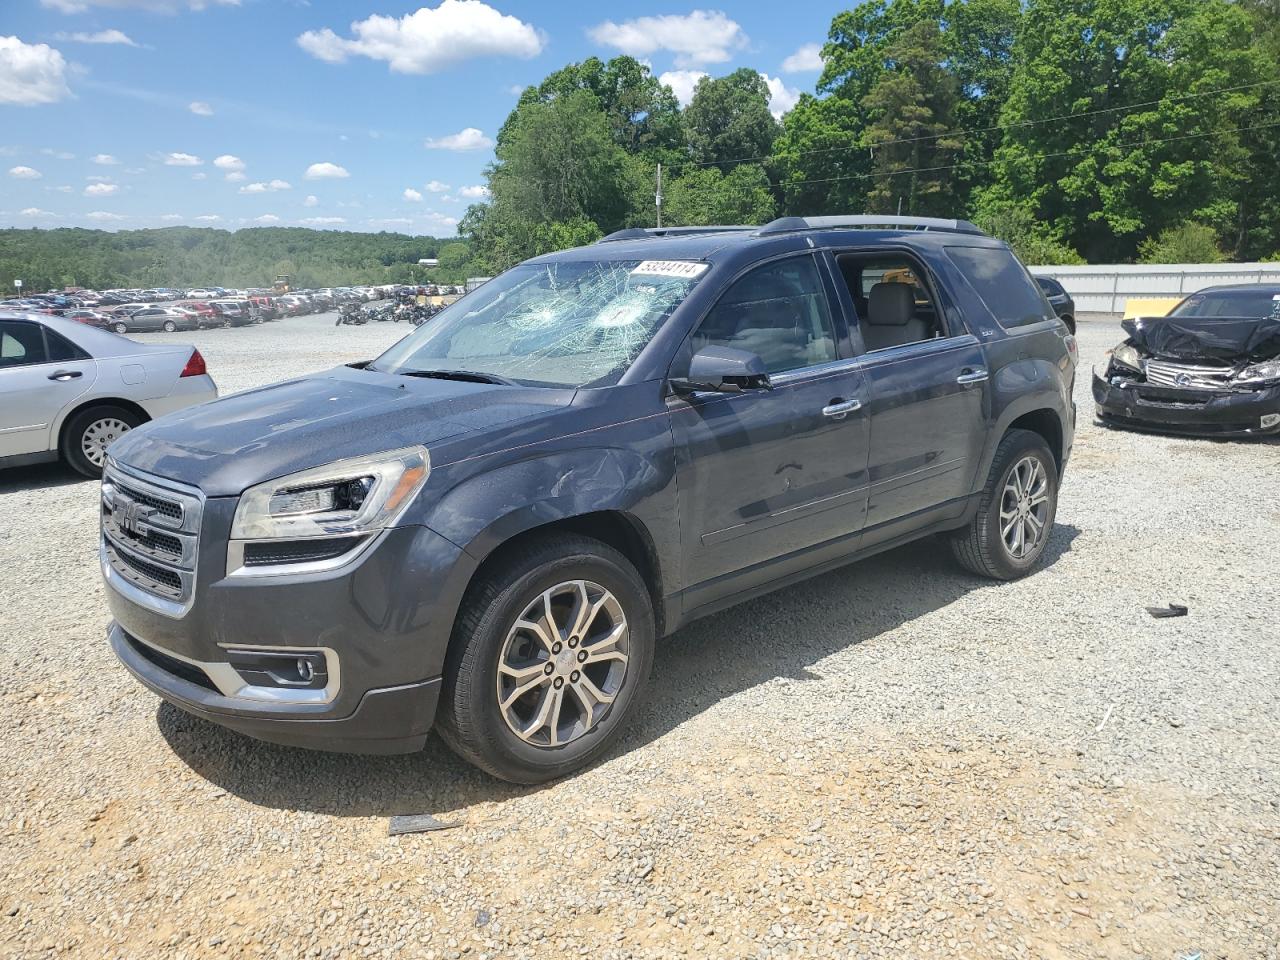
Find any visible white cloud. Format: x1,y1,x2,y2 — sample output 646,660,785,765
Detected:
302,194,318,207
213,154,244,171
159,213,182,221
760,73,800,119
253,214,280,223
164,152,202,166
507,83,526,96
191,171,206,180
20,207,54,217
42,0,239,11
367,217,414,227
86,174,112,182
55,29,138,46
589,11,747,68
403,187,423,202
297,0,543,74
194,214,221,222
53,184,72,192
658,69,707,107
239,179,291,193
188,100,213,116
0,37,71,106
9,165,42,179
86,210,125,221
457,184,489,200
92,153,119,165
304,161,349,179
84,182,119,196
225,171,246,182
422,211,459,231
424,127,492,151
781,42,823,73
300,216,346,226
425,179,449,193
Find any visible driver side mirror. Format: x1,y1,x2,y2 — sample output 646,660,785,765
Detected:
670,345,772,394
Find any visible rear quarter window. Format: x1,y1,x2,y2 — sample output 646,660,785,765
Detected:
947,246,1053,329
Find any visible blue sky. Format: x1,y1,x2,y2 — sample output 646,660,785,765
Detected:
0,1,839,235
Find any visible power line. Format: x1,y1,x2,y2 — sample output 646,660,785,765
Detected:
781,118,1280,189
688,76,1280,171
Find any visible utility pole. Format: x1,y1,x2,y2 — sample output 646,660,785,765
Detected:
655,163,663,228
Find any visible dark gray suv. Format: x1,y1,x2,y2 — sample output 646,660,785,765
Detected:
103,215,1077,783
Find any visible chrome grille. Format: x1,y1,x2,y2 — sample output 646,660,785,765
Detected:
101,463,203,616
1143,359,1234,390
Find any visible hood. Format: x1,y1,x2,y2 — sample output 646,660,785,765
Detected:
110,364,574,496
1123,314,1280,363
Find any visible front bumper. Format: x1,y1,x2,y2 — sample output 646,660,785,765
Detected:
1092,368,1280,438
104,480,477,753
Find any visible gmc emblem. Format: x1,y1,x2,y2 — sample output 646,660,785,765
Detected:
113,497,153,537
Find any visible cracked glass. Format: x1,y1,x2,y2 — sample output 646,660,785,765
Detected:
370,259,708,388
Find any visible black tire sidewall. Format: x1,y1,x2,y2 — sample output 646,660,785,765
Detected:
447,544,654,783
984,434,1058,578
63,405,143,478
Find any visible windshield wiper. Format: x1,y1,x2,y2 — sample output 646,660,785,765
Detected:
398,368,518,386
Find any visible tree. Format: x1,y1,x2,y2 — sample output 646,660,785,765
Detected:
860,20,963,216
662,165,778,226
474,89,631,270
683,69,780,169
1137,223,1225,264
979,0,1271,261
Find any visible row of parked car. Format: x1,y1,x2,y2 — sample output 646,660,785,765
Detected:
2,285,392,335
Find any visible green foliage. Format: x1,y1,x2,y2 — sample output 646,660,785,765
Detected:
0,226,457,292
682,69,780,169
662,165,778,226
971,201,1085,264
1137,223,1226,264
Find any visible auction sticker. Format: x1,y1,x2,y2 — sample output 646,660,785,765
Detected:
631,260,709,279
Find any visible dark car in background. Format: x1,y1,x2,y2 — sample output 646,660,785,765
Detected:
1035,276,1076,334
103,215,1077,784
208,300,257,327
1094,283,1280,437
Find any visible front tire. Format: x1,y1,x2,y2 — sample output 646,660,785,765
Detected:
62,405,144,479
950,429,1058,580
437,535,655,784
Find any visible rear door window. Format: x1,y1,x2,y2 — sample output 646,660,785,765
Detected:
947,246,1053,329
0,321,49,368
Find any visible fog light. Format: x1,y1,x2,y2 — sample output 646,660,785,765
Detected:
224,648,328,690
1261,413,1280,429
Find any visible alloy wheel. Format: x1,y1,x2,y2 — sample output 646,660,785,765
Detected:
496,580,629,748
999,455,1050,560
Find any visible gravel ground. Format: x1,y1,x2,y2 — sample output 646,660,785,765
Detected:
2,311,1278,959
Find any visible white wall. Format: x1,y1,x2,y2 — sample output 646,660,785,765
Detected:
1027,262,1280,314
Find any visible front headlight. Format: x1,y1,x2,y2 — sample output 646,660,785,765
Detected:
231,446,430,541
1233,358,1280,385
1110,343,1143,372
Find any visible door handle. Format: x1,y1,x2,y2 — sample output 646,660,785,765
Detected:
956,368,989,385
822,398,862,419
48,370,83,381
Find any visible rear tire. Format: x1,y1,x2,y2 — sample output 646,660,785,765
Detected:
62,404,145,479
437,534,655,784
950,429,1058,580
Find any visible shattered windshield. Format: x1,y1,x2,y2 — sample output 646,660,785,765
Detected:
369,259,708,387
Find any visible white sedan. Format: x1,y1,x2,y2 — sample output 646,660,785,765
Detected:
0,313,217,478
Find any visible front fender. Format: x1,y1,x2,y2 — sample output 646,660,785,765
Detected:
412,446,679,570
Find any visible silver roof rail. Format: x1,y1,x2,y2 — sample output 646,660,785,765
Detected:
597,226,755,243
756,215,986,237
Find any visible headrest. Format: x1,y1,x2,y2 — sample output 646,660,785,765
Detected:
868,283,914,326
